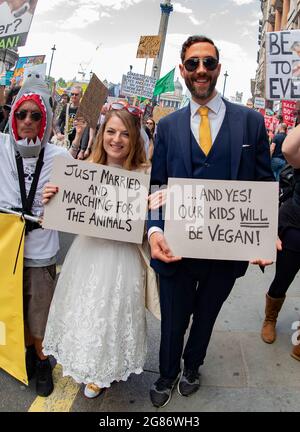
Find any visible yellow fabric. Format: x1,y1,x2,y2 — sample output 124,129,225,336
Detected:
0,214,27,385
198,106,212,155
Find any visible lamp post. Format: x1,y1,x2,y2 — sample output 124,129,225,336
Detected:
48,44,56,80
222,70,228,97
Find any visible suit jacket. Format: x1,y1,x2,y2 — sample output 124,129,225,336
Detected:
147,99,274,277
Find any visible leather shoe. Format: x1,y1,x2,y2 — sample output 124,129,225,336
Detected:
36,358,54,397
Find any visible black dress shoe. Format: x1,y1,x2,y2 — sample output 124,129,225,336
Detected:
150,375,179,408
177,368,200,397
36,358,54,397
25,345,38,380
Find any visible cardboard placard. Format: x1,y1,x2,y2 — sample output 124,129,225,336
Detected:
152,106,174,123
136,35,161,58
43,156,150,244
163,179,278,261
75,73,108,129
121,72,156,99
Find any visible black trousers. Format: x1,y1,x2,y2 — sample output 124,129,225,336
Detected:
159,259,236,379
268,248,300,298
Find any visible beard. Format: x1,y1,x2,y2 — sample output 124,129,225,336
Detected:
185,74,218,102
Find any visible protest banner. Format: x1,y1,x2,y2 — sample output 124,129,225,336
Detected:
12,55,45,86
0,213,27,385
75,73,108,129
281,100,296,126
121,72,156,99
0,0,38,49
266,30,300,100
42,156,150,244
136,35,161,58
164,179,278,261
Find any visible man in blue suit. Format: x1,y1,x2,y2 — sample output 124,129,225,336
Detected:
148,35,274,408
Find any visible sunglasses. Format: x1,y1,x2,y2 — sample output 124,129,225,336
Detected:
15,110,42,121
183,56,219,72
111,102,142,118
71,93,80,96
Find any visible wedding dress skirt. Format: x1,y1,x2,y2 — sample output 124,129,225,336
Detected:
43,235,147,388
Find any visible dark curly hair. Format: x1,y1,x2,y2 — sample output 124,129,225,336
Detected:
180,35,219,63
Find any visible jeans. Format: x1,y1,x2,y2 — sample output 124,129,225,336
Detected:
271,157,286,181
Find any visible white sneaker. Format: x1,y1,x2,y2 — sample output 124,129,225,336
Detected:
84,383,103,399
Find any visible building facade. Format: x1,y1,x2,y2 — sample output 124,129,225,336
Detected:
159,77,183,109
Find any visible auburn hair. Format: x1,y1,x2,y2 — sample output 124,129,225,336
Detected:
91,109,147,170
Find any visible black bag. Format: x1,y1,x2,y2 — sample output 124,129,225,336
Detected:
279,164,295,205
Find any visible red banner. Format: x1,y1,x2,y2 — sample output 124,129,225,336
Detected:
264,115,279,132
282,100,296,127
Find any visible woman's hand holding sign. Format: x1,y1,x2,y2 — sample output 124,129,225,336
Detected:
42,183,59,205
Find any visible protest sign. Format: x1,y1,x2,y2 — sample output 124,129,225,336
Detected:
12,55,45,86
0,0,38,49
0,70,13,86
164,179,278,261
254,97,265,109
266,30,300,100
152,106,174,123
136,35,161,58
43,156,150,244
0,213,27,385
75,73,108,129
281,100,296,126
121,72,156,99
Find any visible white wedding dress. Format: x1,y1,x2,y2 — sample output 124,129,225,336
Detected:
43,235,147,388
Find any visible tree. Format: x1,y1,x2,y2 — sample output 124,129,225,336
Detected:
57,77,67,88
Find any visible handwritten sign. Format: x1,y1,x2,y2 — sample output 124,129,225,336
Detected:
75,73,108,129
164,179,278,261
136,35,161,58
254,97,265,109
42,157,150,244
266,30,300,100
0,0,38,48
152,106,174,123
121,72,156,99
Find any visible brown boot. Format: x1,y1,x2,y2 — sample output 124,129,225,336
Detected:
291,327,300,361
261,294,285,344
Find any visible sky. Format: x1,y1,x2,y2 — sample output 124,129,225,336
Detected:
18,0,262,103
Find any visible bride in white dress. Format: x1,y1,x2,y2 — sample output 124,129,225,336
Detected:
42,107,149,398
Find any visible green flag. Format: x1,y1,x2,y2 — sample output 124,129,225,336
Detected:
153,68,175,96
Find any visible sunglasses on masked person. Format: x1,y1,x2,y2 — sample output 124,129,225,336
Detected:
110,102,143,119
183,56,219,72
15,110,42,121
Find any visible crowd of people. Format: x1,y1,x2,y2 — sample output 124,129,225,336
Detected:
0,34,299,408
